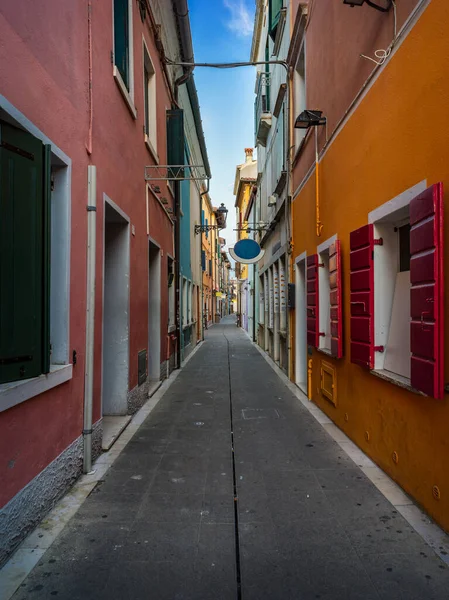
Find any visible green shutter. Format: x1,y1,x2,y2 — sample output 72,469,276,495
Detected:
114,0,129,89
265,42,270,111
0,124,45,383
166,109,185,179
42,145,52,374
269,0,283,40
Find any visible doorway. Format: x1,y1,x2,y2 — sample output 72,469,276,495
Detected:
148,241,161,380
295,254,307,393
102,200,130,416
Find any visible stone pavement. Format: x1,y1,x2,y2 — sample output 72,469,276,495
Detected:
11,318,449,599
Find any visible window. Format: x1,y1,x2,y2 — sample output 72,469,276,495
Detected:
168,257,175,330
0,123,50,384
269,0,283,40
113,0,135,116
294,45,306,154
350,182,444,398
0,117,71,406
201,250,206,272
182,278,187,327
143,43,157,156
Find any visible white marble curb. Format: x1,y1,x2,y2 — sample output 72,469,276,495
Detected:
0,342,204,600
249,334,449,566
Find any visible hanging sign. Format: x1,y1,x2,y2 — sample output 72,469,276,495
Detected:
229,239,265,264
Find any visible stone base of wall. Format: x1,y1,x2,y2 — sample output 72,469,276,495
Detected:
0,419,102,568
127,379,153,415
160,352,176,382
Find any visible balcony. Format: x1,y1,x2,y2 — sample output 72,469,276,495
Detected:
254,72,272,147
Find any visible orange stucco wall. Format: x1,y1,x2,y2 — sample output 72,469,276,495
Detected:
291,0,449,531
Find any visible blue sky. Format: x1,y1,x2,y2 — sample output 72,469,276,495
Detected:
189,0,256,249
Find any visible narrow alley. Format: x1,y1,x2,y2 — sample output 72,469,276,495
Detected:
8,318,449,600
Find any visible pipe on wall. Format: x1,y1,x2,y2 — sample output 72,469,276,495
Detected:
86,0,93,155
83,166,96,474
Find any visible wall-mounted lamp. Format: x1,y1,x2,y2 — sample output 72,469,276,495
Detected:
342,0,392,12
294,110,327,129
195,203,228,234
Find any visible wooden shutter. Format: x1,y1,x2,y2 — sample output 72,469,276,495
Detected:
306,254,319,347
201,250,206,272
350,224,374,368
410,183,444,398
114,0,129,88
0,124,45,383
329,240,343,359
42,144,52,374
166,109,184,179
269,0,283,39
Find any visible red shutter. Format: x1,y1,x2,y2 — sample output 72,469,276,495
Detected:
410,183,444,399
329,240,343,358
307,254,319,347
350,224,374,368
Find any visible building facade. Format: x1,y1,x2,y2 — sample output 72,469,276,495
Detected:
0,0,210,565
289,0,449,532
251,0,290,371
234,148,257,337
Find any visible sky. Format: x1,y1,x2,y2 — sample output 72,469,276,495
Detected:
188,0,256,251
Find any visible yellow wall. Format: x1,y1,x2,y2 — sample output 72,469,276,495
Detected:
236,183,253,280
291,0,449,531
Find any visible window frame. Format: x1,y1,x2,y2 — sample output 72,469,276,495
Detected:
112,0,137,119
317,235,337,355
363,181,431,391
0,98,72,412
142,38,158,160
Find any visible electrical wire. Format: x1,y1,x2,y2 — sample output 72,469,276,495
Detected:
360,0,397,66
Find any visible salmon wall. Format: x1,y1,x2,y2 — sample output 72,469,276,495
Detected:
291,0,449,531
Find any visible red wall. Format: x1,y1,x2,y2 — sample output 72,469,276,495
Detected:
0,0,174,507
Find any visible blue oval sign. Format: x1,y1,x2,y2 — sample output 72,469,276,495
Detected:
229,239,265,264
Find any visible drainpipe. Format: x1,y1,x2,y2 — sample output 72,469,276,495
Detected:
83,166,96,474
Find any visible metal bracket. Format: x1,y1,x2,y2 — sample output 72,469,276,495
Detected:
87,205,96,212
373,238,383,246
145,164,210,182
374,345,384,352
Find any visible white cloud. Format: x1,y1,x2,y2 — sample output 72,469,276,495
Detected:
223,0,253,38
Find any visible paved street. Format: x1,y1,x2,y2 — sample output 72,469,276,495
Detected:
12,318,449,599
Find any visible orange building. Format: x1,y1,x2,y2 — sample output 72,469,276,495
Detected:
289,0,449,531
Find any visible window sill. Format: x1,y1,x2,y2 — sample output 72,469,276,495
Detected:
113,66,137,120
0,364,73,413
145,135,159,163
370,369,425,396
318,347,333,357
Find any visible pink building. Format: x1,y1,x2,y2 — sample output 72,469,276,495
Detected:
0,0,208,564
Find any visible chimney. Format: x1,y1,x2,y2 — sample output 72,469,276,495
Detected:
244,148,253,162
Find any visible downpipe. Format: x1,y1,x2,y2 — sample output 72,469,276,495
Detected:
83,166,96,473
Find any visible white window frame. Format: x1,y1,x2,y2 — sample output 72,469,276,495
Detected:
142,38,158,161
0,96,72,412
294,41,307,158
112,0,137,119
167,255,175,332
369,181,427,382
295,251,307,391
317,234,337,354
